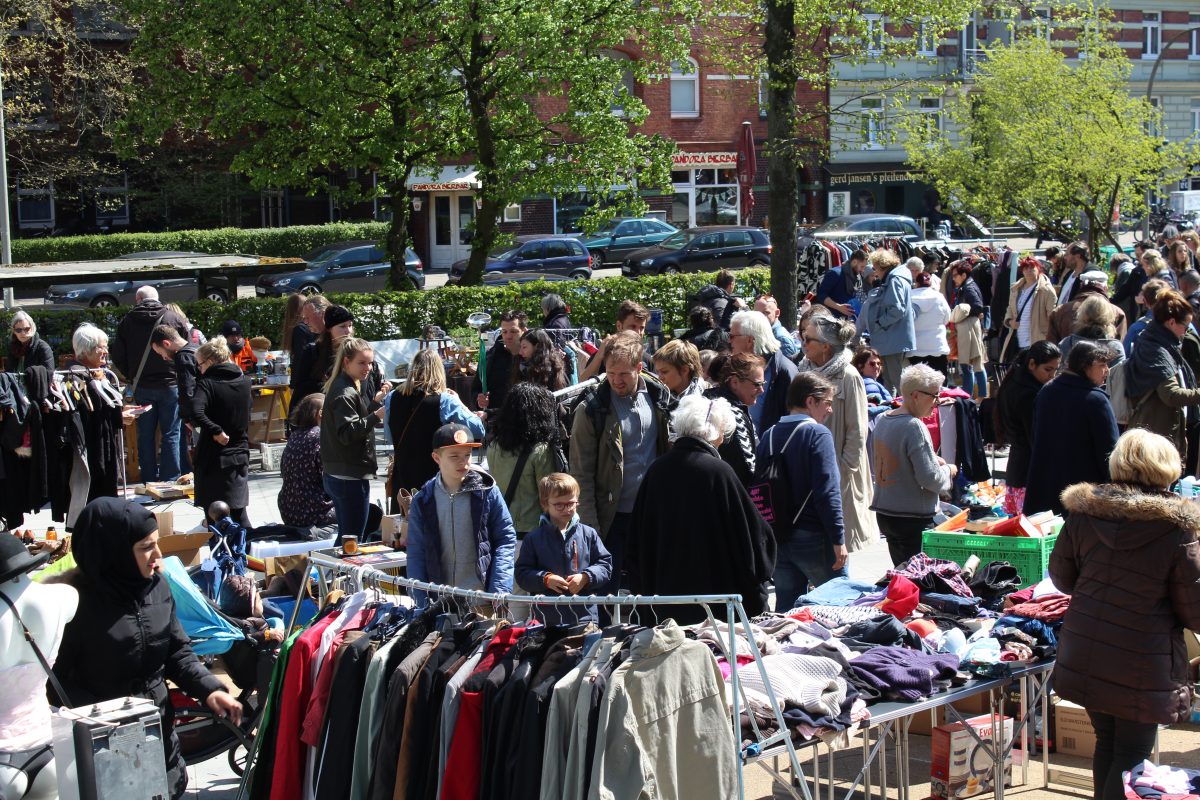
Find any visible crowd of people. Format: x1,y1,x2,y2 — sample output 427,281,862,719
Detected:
7,228,1200,800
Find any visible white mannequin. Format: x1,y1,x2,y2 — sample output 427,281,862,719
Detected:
0,573,78,800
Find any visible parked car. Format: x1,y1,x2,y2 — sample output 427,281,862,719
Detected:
481,271,572,286
579,218,678,264
621,226,771,277
448,235,592,283
802,214,924,242
255,240,425,296
44,275,221,308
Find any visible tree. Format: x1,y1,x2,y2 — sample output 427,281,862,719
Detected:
2,0,138,228
903,19,1199,254
119,0,705,286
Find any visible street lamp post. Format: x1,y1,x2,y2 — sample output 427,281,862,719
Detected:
1143,25,1200,242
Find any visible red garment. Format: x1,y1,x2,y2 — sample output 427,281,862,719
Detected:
786,607,815,623
269,615,336,800
880,575,919,619
1007,594,1071,622
300,607,369,746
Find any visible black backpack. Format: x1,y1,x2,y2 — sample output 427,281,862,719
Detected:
749,419,815,537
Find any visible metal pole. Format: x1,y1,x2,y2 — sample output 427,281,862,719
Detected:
1144,25,1200,242
0,60,11,266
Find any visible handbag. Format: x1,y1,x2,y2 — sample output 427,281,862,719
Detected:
503,445,533,506
387,487,416,548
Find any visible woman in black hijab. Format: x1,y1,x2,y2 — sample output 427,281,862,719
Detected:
51,497,241,799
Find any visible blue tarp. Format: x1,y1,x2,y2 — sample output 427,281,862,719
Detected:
160,556,245,656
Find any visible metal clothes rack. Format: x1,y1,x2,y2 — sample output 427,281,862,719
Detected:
236,552,817,800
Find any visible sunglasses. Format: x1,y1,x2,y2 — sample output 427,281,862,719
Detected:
13,326,32,333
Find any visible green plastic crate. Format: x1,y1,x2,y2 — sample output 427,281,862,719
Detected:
921,529,1060,589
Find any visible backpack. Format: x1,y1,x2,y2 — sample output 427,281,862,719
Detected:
1106,358,1136,425
749,419,815,537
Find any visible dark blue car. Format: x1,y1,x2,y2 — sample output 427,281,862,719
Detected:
448,235,592,283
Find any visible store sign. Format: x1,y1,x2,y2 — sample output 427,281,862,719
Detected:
410,182,474,192
672,152,738,167
827,169,919,187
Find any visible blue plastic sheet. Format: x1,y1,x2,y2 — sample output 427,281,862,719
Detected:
160,556,245,656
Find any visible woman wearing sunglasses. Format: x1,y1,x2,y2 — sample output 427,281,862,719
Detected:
6,311,54,374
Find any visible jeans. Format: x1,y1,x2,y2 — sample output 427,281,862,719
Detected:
135,385,181,483
773,530,847,612
1086,711,1158,800
877,513,933,567
178,421,192,475
959,365,989,398
880,353,907,396
605,512,633,593
323,475,371,544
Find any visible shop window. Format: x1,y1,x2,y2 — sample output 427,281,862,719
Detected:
672,168,738,227
670,59,699,118
16,179,54,230
860,98,885,150
864,15,884,56
1142,12,1160,60
95,173,130,227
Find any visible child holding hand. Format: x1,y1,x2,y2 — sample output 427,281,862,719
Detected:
515,473,612,624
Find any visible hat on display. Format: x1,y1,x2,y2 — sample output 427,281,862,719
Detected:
0,532,49,584
432,423,481,450
324,305,354,329
220,320,244,338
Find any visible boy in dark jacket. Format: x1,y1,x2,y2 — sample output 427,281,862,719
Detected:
515,473,612,623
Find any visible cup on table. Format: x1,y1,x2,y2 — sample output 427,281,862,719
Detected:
342,535,358,555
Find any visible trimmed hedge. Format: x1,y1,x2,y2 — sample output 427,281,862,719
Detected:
1,270,770,357
10,221,391,264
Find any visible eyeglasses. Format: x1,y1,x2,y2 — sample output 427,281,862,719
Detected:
550,500,579,511
12,327,31,334
913,389,939,399
802,336,822,344
736,376,767,389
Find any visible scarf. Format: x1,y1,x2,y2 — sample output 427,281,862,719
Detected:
797,346,850,380
72,497,160,601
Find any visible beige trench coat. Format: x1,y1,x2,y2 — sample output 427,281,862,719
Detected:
826,363,880,553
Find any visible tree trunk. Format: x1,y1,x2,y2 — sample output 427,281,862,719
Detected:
765,0,799,329
385,186,418,290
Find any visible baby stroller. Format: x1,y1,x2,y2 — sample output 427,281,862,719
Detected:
160,555,279,776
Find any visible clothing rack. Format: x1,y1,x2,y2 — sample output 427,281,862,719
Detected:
236,552,817,800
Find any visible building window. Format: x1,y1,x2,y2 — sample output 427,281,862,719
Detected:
919,97,942,137
261,188,286,228
95,173,130,227
860,98,885,149
671,169,738,227
73,2,133,38
1191,13,1200,59
757,74,768,118
1192,100,1200,138
1032,6,1051,41
670,58,699,118
916,20,937,56
603,50,635,116
16,179,54,230
864,15,884,56
961,15,979,73
502,204,522,223
1142,12,1160,60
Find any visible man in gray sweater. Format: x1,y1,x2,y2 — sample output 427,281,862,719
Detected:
870,363,957,565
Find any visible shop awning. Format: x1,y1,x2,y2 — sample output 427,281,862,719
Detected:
406,166,480,192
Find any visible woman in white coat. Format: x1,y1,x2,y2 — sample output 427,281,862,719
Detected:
909,271,952,378
796,314,880,554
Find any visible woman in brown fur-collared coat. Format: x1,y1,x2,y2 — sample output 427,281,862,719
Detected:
1050,429,1200,800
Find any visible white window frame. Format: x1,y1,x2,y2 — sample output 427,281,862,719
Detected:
1190,13,1200,60
16,179,55,230
669,58,700,118
915,20,937,56
961,15,979,73
1142,12,1161,60
502,203,521,223
864,15,884,56
1032,6,1051,41
860,98,885,150
603,50,635,117
1191,100,1200,139
95,173,130,226
919,97,942,138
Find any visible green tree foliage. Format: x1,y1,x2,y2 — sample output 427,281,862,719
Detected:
903,19,1200,253
118,0,705,287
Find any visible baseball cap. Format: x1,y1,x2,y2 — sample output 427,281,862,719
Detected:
221,320,244,337
432,423,481,450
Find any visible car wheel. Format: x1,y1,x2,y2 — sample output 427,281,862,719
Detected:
90,295,118,308
661,265,679,275
203,288,228,303
569,270,590,281
591,249,606,265
299,283,321,295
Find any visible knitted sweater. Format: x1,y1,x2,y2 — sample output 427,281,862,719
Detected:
737,654,848,717
848,646,960,702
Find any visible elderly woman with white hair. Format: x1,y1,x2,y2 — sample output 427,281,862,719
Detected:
629,395,776,622
871,363,957,565
7,310,54,373
797,314,880,555
71,323,111,369
65,323,131,518
729,309,799,434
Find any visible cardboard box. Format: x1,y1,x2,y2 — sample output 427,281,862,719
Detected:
909,691,991,736
380,515,407,549
154,510,174,538
931,713,1014,800
1055,701,1097,758
158,531,210,567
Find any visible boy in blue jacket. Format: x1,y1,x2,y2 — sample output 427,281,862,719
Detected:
406,423,516,606
515,473,612,623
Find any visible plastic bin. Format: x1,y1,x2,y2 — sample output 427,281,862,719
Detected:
921,529,1060,589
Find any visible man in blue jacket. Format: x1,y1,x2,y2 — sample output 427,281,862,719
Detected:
865,250,916,394
406,423,516,606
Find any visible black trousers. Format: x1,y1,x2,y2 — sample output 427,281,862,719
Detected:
877,513,933,567
1086,710,1158,800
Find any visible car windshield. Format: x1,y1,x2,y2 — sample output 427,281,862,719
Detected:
809,219,855,235
306,247,341,265
656,231,691,251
